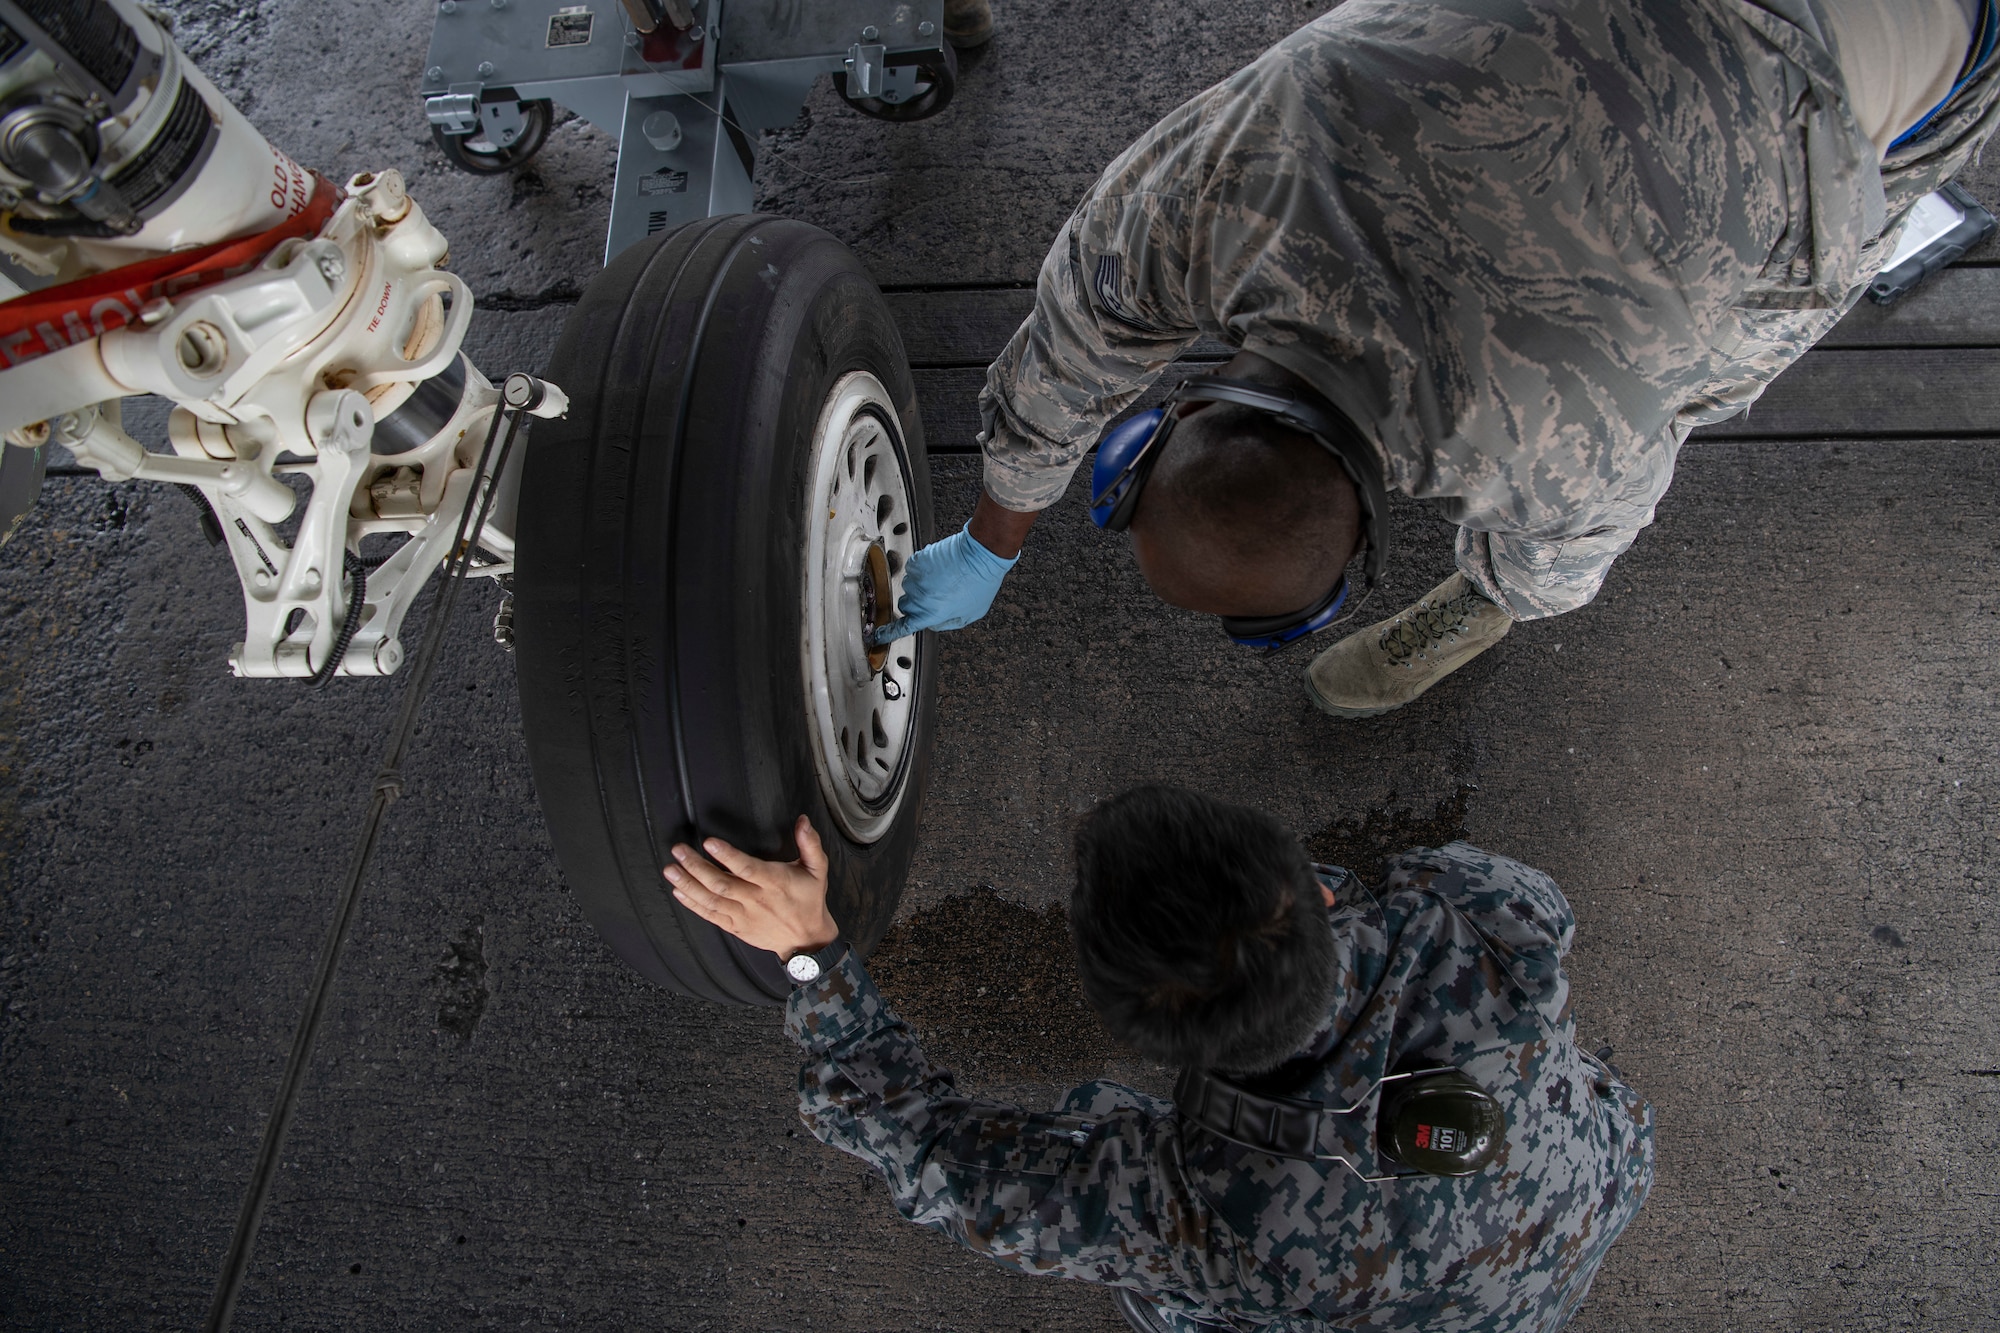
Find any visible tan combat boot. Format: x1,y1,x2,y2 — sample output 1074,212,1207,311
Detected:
1306,571,1512,718
944,0,993,47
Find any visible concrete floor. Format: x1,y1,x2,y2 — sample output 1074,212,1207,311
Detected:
4,0,1999,1329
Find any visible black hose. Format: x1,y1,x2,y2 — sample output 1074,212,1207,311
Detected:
174,483,226,546
306,551,369,689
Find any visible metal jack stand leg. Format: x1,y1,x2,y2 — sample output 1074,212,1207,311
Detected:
420,0,954,263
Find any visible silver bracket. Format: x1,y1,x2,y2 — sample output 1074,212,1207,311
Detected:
480,98,528,148
604,90,751,260
843,42,886,98
875,61,923,106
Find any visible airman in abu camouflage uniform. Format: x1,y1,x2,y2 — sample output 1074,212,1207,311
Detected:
872,0,2000,719
663,793,1654,1332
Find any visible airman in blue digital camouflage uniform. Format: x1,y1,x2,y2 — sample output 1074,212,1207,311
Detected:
873,0,2000,719
666,788,1653,1332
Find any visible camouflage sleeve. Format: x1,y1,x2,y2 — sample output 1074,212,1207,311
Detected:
977,110,1212,511
786,948,1292,1309
1378,842,1576,969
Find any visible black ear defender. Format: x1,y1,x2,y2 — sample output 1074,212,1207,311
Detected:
1174,1060,1506,1181
1088,375,1391,647
1373,1064,1506,1176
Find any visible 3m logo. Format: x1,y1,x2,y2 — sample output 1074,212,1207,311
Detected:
1415,1124,1464,1153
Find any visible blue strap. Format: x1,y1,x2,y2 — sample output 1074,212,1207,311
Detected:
1889,0,2000,152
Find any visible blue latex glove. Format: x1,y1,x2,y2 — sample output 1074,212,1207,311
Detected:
871,522,1019,642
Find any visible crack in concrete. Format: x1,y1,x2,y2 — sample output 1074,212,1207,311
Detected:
476,286,583,313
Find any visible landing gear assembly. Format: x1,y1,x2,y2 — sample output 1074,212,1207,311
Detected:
2,0,956,1000
2,0,955,1319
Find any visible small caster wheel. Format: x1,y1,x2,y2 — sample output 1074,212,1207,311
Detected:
431,97,554,175
833,44,958,123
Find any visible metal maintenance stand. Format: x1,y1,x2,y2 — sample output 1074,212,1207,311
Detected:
419,0,952,261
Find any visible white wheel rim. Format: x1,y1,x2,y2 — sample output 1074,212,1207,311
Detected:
802,372,920,844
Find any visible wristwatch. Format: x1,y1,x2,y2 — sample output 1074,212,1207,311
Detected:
785,940,845,985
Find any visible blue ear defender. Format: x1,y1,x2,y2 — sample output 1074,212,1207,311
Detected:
1218,577,1350,649
1088,375,1390,649
1089,409,1169,530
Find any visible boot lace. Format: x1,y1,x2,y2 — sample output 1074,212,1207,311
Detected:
1379,589,1482,666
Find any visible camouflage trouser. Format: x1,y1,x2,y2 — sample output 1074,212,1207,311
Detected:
1672,2,2000,442
1457,0,2000,615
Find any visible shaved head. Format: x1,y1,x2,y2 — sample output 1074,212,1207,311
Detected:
1128,400,1361,618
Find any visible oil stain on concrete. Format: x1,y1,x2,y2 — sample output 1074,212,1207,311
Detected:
1305,784,1477,875
869,887,1119,1088
435,917,490,1042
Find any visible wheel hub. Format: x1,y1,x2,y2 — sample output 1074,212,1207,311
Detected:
803,372,920,843
861,542,892,674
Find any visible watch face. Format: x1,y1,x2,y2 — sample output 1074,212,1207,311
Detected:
786,952,822,983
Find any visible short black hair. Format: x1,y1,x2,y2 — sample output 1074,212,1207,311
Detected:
1071,785,1336,1074
1135,402,1360,608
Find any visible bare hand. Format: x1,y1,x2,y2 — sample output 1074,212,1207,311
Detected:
664,816,840,960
